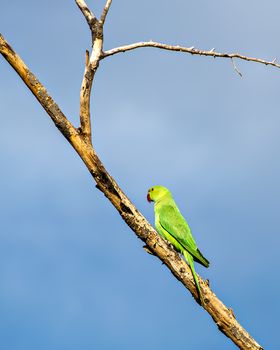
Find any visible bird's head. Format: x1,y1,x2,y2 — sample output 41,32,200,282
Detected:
147,185,171,203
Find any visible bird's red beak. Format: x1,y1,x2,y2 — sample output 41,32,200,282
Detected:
147,192,151,202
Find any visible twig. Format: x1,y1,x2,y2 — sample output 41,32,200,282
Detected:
231,58,243,77
102,41,280,70
100,0,113,25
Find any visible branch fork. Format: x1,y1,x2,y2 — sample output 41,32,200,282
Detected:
76,0,111,144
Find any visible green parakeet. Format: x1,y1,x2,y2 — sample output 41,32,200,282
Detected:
147,185,209,303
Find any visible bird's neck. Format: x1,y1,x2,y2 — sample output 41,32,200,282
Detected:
155,193,172,206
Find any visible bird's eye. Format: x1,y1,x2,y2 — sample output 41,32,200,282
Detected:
151,188,154,191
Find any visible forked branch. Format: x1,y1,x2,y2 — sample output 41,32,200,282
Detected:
76,0,105,143
0,1,266,349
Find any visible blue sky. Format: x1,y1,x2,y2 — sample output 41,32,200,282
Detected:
1,1,280,349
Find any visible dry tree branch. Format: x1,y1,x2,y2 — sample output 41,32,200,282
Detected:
76,0,104,143
0,35,78,140
78,49,93,142
102,41,280,70
76,0,96,29
0,1,265,349
100,0,113,25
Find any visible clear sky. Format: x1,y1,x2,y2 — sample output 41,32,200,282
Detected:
1,1,280,349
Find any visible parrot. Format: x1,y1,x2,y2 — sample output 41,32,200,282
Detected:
147,185,209,304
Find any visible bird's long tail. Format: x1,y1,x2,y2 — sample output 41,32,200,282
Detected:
183,250,203,305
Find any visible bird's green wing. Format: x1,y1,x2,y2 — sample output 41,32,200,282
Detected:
158,204,209,267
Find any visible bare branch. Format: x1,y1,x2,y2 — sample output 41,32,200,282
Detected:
79,50,92,142
100,0,113,25
102,41,280,70
0,33,78,141
78,37,103,142
76,0,105,142
75,0,97,29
